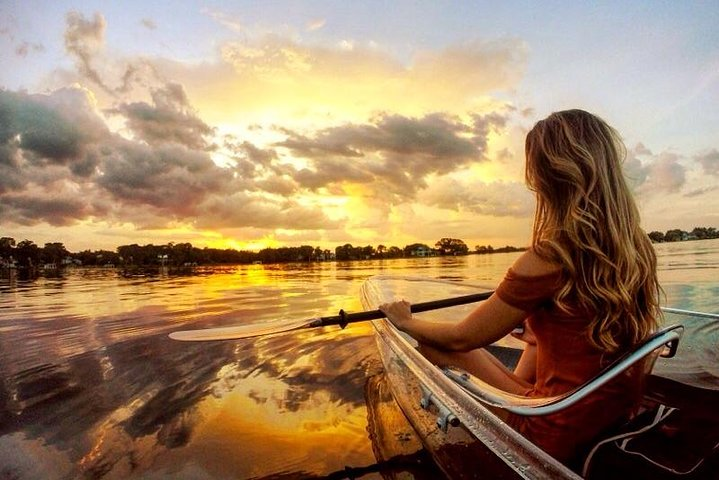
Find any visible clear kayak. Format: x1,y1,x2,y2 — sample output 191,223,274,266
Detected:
360,275,719,479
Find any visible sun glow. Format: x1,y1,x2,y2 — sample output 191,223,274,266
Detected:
204,236,281,252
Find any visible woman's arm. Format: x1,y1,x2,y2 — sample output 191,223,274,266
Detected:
379,293,528,352
379,249,559,353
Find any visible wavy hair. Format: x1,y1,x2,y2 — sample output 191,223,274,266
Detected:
525,109,661,352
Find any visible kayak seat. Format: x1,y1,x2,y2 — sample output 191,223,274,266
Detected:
443,324,683,417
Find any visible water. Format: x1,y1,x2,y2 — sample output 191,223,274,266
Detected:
0,241,717,479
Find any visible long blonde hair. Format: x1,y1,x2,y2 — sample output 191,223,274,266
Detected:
525,109,661,352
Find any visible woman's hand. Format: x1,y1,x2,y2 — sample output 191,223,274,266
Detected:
378,300,413,331
510,320,537,345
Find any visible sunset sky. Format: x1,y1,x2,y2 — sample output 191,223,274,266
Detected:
1,1,717,252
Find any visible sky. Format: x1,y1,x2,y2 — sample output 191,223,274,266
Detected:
1,1,718,252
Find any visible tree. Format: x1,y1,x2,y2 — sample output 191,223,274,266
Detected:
435,238,469,256
689,227,718,240
335,243,355,261
16,240,40,267
647,231,665,243
475,244,495,254
41,242,69,266
0,237,15,259
403,243,431,257
664,229,685,242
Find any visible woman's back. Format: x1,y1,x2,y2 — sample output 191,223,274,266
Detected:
497,261,645,465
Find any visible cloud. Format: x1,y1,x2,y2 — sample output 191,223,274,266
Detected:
0,88,108,173
419,176,534,217
202,8,244,33
96,141,228,214
306,19,326,32
624,146,689,196
64,11,108,92
108,83,214,150
7,15,536,245
623,152,649,189
191,34,527,122
695,149,719,176
15,41,44,57
0,189,93,227
195,194,333,230
0,81,524,244
411,39,528,95
684,185,719,198
633,142,653,156
641,152,686,194
275,112,509,199
0,87,334,233
60,12,162,96
51,17,528,130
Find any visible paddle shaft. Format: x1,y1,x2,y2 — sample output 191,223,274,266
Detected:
312,291,494,329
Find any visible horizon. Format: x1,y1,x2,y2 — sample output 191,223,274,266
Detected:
3,223,715,258
1,1,718,253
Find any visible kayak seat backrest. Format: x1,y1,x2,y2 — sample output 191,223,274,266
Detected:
443,324,684,417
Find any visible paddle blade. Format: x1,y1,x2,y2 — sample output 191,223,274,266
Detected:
169,317,318,341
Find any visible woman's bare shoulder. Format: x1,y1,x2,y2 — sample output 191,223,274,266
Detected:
510,248,561,276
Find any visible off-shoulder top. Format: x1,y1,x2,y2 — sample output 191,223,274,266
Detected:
496,267,644,466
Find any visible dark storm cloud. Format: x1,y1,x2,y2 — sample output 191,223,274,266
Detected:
109,83,214,150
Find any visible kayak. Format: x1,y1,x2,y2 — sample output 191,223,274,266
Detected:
360,275,719,479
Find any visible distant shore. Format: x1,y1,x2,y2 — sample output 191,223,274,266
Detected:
2,228,716,275
1,236,526,273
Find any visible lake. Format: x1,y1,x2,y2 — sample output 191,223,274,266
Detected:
1,239,717,479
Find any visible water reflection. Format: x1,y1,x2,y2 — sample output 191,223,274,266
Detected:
1,318,384,478
0,244,716,479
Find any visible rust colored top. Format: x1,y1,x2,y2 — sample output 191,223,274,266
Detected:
496,268,644,465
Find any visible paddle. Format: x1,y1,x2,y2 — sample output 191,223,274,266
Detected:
169,291,494,342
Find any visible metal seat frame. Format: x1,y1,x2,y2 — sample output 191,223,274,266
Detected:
444,324,684,416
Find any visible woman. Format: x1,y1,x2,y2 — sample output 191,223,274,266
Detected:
379,109,662,467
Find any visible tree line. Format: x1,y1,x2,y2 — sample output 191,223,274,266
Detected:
0,236,527,270
647,227,718,243
3,227,716,271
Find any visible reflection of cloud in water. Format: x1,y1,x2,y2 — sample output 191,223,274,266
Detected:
0,319,381,478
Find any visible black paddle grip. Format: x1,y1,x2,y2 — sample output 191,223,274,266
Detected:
320,291,493,328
